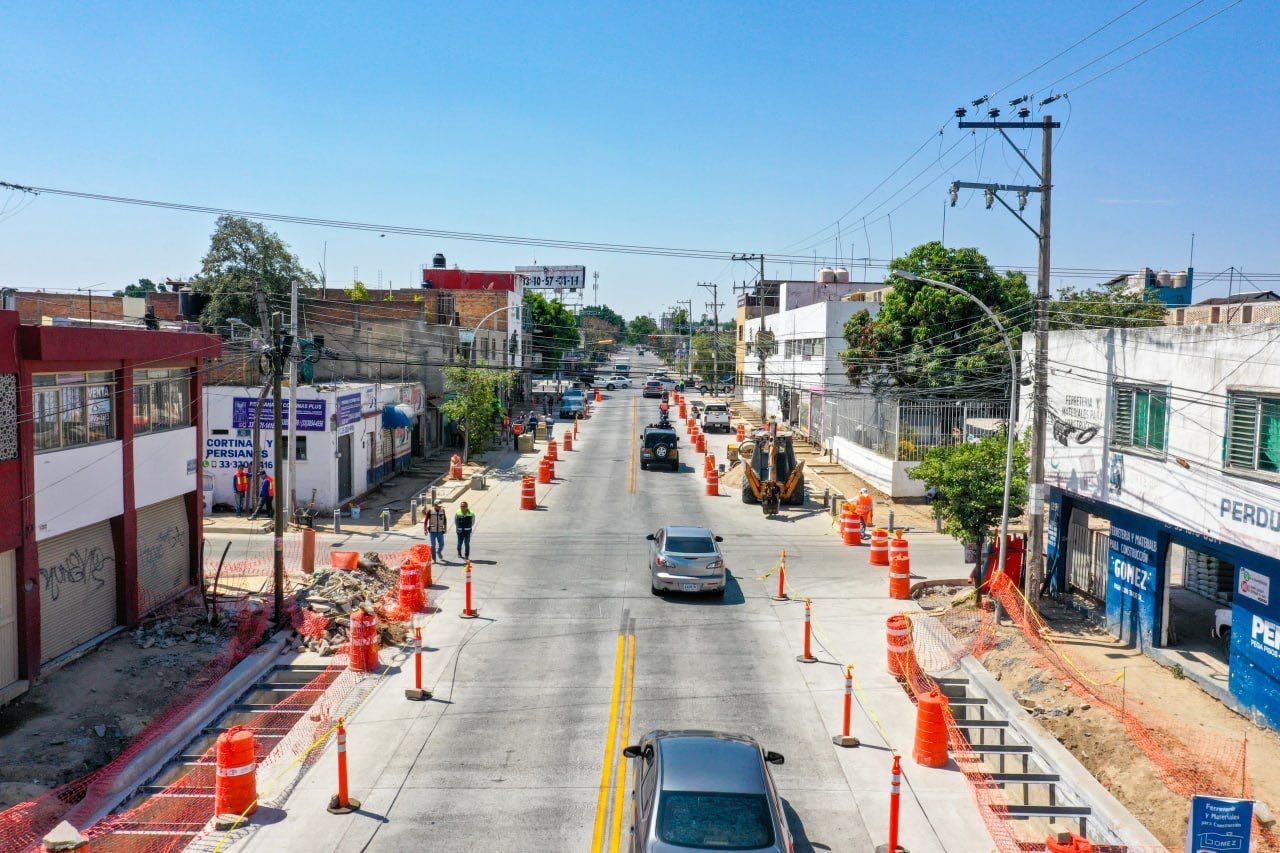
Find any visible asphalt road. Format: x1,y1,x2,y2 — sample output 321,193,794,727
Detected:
239,353,878,851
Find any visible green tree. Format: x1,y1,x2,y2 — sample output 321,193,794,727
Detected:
910,430,1028,545
842,242,1031,392
191,216,318,331
524,290,579,370
625,314,658,344
1050,279,1168,330
442,366,516,462
580,304,626,337
346,280,371,301
113,278,162,298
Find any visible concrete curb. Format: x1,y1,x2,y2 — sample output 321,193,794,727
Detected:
73,630,292,828
957,655,1163,847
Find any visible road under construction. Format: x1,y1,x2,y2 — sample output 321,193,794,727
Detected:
17,354,1164,853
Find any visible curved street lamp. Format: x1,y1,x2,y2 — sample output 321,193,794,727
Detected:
891,271,1019,596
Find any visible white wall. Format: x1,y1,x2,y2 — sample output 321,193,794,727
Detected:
134,427,197,507
34,441,123,541
741,300,877,396
1026,324,1280,558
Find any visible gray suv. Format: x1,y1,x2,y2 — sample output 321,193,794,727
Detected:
623,730,790,852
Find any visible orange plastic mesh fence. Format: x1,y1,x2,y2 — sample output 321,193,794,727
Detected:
0,543,414,852
901,578,1276,853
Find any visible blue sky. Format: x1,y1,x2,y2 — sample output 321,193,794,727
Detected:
2,1,1277,317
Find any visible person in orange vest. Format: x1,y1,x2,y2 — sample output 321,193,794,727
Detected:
856,488,874,527
252,473,275,519
233,466,251,516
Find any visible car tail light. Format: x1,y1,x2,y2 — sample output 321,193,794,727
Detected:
655,555,671,567
707,560,723,570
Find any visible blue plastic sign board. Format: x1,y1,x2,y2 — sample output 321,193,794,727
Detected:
1185,795,1252,853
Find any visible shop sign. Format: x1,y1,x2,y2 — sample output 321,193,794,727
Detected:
231,397,327,431
337,393,363,427
1239,567,1270,607
1185,794,1252,853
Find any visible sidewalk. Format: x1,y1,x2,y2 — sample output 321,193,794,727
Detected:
205,444,535,537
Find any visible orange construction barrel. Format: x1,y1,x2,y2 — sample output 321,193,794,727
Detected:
520,475,537,510
886,614,915,680
349,609,379,672
1046,833,1094,853
913,689,950,768
868,529,890,566
705,468,720,496
398,561,424,613
214,725,258,817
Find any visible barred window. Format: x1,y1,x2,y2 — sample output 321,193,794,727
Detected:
1112,384,1168,455
1226,393,1280,478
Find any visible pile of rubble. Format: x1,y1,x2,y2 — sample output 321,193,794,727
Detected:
131,607,226,650
291,552,410,656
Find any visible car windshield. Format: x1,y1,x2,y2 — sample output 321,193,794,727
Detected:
665,536,715,554
657,791,773,850
563,390,585,399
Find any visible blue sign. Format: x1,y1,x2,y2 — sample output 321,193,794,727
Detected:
337,393,363,427
1186,795,1252,853
1105,508,1162,648
231,397,327,432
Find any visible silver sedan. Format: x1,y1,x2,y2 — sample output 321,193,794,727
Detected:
623,730,791,852
647,526,726,597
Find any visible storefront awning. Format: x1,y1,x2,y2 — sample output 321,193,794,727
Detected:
381,403,416,429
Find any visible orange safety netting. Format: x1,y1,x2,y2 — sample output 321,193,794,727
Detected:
899,575,1274,853
0,543,415,852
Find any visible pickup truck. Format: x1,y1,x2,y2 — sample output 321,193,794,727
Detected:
700,403,731,433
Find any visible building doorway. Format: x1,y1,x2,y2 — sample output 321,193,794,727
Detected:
337,433,353,502
1162,542,1230,684
1064,507,1109,607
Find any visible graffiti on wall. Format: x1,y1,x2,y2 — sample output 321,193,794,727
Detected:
138,524,185,580
41,547,113,602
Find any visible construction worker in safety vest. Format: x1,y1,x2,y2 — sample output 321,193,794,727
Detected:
233,466,250,515
252,474,274,519
424,501,448,562
856,488,874,526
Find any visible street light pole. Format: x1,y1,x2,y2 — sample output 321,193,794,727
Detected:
893,272,1018,594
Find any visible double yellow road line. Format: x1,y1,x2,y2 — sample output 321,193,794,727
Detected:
591,611,637,851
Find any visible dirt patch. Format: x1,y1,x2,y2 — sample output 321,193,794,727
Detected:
945,595,1280,849
0,595,234,810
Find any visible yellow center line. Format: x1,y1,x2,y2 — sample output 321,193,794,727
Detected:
591,633,627,849
608,629,637,852
628,397,639,494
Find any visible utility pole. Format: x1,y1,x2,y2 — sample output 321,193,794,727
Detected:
698,281,724,388
676,299,694,379
732,253,767,416
954,110,1059,604
287,278,299,524
269,312,287,627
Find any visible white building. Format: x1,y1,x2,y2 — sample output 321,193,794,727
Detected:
1029,323,1280,728
202,381,424,513
739,277,883,437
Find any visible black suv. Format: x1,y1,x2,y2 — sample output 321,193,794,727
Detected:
640,425,680,471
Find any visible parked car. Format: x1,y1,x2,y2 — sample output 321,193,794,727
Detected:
559,397,586,420
623,730,790,852
641,380,665,398
602,375,632,390
646,525,726,595
699,379,734,394
640,425,680,471
701,403,731,433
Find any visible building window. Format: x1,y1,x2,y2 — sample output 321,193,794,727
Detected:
1226,392,1280,478
282,436,308,461
133,369,192,435
32,372,116,452
1112,384,1168,455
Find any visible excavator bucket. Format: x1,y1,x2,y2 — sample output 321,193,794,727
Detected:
780,460,806,501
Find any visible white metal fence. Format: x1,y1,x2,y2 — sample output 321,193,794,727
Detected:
820,395,1009,461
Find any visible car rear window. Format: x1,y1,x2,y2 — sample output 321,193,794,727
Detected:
665,536,715,554
644,432,676,447
657,791,773,850
706,405,727,413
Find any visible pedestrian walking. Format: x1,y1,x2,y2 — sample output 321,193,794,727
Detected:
424,501,448,561
252,473,274,519
545,414,555,441
233,466,250,515
455,501,475,559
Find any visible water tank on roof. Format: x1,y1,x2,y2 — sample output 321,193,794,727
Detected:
1172,272,1188,289
178,289,210,321
1156,269,1173,287
818,267,836,284
834,268,850,283
433,253,447,269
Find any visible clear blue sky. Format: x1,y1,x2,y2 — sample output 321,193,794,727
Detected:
2,1,1277,317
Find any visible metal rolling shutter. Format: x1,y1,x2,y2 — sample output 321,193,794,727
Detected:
0,551,17,689
136,496,191,613
38,522,117,663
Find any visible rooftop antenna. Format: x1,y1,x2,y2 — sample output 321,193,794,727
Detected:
593,270,599,306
